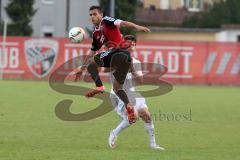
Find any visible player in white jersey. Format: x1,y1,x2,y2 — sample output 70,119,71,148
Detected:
108,35,165,150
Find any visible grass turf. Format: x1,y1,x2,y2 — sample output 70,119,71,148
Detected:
0,80,239,160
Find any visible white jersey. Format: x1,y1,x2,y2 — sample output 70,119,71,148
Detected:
109,58,147,114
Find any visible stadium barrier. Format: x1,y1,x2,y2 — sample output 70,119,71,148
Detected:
0,36,239,85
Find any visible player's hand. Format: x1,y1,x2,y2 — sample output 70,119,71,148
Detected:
137,26,151,32
74,70,83,82
74,67,83,82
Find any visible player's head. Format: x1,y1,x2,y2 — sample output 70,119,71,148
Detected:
89,6,103,25
124,35,137,51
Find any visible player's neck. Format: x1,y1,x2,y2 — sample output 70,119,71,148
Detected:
95,18,103,27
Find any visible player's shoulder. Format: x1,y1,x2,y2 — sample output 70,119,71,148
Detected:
132,57,142,72
103,16,122,27
103,16,116,22
102,16,116,27
132,57,141,64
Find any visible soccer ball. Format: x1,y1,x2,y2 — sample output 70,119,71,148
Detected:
68,27,85,43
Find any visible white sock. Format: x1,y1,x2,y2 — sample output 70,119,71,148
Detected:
144,122,156,145
113,120,130,136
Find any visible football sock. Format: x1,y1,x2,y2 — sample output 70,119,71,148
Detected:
87,63,103,87
116,90,130,107
113,120,130,136
144,122,156,145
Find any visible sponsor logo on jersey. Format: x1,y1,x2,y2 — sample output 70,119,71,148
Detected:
100,50,111,59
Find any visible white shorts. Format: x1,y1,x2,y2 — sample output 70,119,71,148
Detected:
110,93,147,120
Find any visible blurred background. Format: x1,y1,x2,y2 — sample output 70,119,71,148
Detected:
0,0,239,84
0,0,239,41
0,1,240,160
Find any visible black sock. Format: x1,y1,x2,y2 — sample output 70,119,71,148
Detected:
87,63,103,87
116,90,129,107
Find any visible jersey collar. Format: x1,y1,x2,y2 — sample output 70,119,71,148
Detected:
94,19,103,31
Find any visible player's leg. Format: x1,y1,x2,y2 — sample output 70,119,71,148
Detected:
109,93,131,148
87,57,103,87
111,51,137,123
85,55,106,97
85,49,123,97
138,106,165,150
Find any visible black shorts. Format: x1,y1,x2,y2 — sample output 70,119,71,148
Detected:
94,48,132,84
94,49,131,68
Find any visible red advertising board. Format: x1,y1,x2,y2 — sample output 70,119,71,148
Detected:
0,36,240,85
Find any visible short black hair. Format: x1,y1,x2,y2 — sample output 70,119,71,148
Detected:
124,35,137,43
89,5,103,13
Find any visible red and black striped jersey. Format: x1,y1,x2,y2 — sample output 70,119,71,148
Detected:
91,16,124,51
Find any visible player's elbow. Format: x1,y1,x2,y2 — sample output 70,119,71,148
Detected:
120,21,132,28
120,21,127,27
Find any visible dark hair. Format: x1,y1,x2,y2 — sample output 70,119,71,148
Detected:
89,5,103,13
124,35,137,43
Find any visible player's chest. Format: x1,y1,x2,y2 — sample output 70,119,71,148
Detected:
93,25,107,43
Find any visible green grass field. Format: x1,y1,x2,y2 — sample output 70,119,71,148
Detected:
0,80,240,160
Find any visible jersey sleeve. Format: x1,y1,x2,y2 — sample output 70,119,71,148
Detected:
103,16,122,27
132,58,143,77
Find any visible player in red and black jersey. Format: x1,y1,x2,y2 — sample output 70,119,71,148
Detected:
75,6,150,124
91,16,123,51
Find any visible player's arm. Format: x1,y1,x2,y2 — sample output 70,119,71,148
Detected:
74,50,95,81
120,21,151,32
103,16,150,32
132,68,143,84
131,58,143,84
75,28,105,81
81,50,96,69
74,35,100,81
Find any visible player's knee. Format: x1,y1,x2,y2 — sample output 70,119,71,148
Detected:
113,51,131,64
113,83,122,93
87,63,97,72
139,110,151,123
113,88,122,96
86,56,95,65
123,119,132,127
